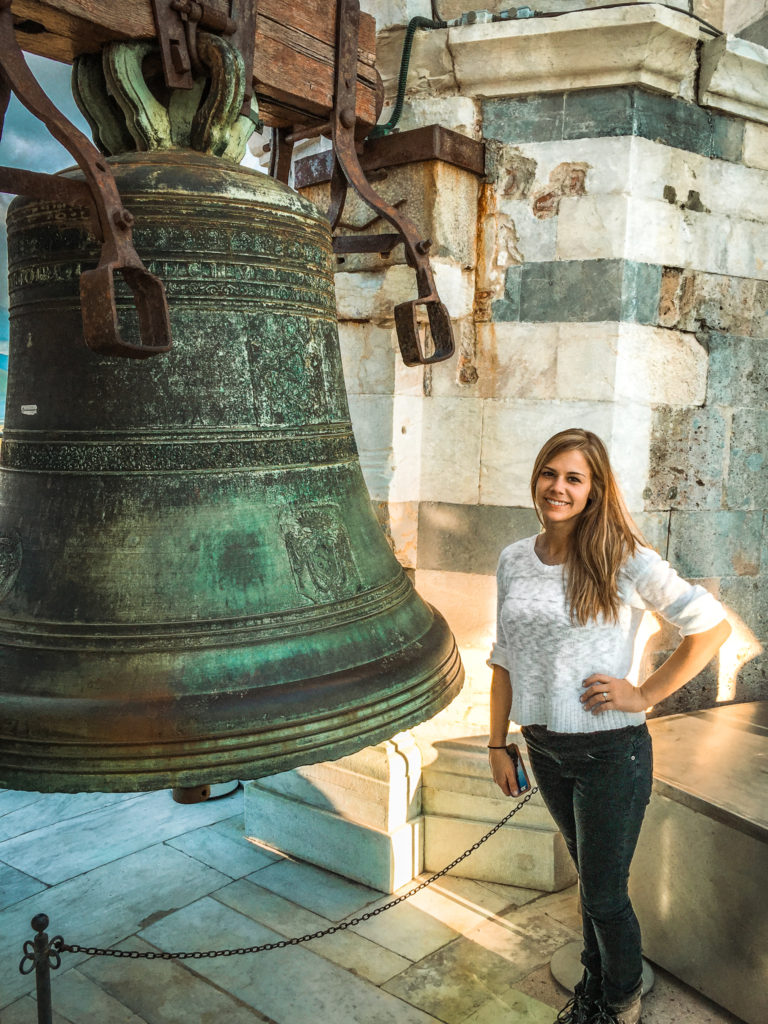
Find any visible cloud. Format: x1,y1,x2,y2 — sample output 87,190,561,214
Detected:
1,55,89,386
1,53,89,172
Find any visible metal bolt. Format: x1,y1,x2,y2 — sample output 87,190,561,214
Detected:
113,208,135,230
340,108,355,130
416,239,432,255
461,10,494,25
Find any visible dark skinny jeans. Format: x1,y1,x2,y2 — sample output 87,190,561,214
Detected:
521,723,653,1009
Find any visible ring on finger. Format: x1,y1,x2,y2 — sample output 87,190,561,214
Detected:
602,692,609,702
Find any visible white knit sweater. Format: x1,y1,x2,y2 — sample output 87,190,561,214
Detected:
489,535,727,733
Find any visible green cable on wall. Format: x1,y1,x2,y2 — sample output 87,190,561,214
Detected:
368,16,447,139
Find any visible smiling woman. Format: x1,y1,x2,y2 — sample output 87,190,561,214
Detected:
534,449,592,529
487,427,731,1024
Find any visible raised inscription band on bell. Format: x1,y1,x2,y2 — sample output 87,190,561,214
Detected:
0,427,358,473
0,640,464,791
0,572,412,651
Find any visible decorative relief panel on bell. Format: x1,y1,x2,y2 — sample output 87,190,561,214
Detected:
281,505,360,604
0,533,22,603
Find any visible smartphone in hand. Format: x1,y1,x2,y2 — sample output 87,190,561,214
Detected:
505,742,531,793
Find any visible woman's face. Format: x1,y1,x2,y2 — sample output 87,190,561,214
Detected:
535,448,593,527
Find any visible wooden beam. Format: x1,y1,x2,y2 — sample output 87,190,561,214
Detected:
9,0,382,128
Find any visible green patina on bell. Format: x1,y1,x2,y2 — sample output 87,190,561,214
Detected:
0,40,462,792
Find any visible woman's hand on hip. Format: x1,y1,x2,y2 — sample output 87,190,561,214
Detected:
581,674,648,714
489,748,521,796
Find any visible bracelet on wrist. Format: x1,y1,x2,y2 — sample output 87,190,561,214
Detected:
487,744,507,749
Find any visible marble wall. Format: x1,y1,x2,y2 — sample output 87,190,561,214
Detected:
304,6,768,729
243,2,768,893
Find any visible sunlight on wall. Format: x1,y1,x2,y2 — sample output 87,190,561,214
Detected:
630,610,661,687
717,610,762,702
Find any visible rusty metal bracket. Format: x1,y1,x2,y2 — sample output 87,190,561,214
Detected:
151,0,255,115
328,0,454,366
294,126,485,190
151,0,196,89
151,0,238,86
268,125,294,183
0,0,172,359
228,0,257,117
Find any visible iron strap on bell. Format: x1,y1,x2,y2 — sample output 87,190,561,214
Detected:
0,2,463,793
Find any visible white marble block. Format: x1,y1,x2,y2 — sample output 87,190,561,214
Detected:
699,33,768,125
244,733,425,893
418,734,577,891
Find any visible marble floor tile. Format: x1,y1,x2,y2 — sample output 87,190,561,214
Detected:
214,878,413,984
42,969,148,1024
1,994,72,1024
460,985,556,1024
471,878,544,906
350,897,465,962
207,812,245,837
139,896,441,1024
242,859,380,921
0,861,47,909
391,878,518,935
166,825,278,879
463,898,581,962
382,938,518,1024
514,961,570,1013
533,884,581,932
1,844,230,1007
424,874,543,914
381,900,579,1024
78,937,274,1023
0,791,138,843
0,790,47,818
0,789,242,884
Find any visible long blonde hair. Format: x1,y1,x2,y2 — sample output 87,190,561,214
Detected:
530,429,645,625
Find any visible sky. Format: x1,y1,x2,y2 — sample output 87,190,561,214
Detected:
1,53,90,416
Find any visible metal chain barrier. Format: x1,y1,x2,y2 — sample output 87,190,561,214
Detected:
18,787,537,1024
20,787,537,965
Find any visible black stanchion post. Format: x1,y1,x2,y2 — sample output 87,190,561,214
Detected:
32,915,53,1024
19,913,61,1024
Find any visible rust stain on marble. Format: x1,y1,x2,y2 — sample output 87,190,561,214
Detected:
532,161,589,219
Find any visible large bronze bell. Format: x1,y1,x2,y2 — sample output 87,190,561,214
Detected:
0,43,463,793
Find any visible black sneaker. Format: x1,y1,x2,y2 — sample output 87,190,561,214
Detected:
555,977,601,1024
586,997,642,1024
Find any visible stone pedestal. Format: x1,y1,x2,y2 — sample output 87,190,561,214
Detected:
244,732,424,893
418,732,577,892
245,728,576,895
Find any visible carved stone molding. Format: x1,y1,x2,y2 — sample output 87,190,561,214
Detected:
699,33,768,125
444,4,702,100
